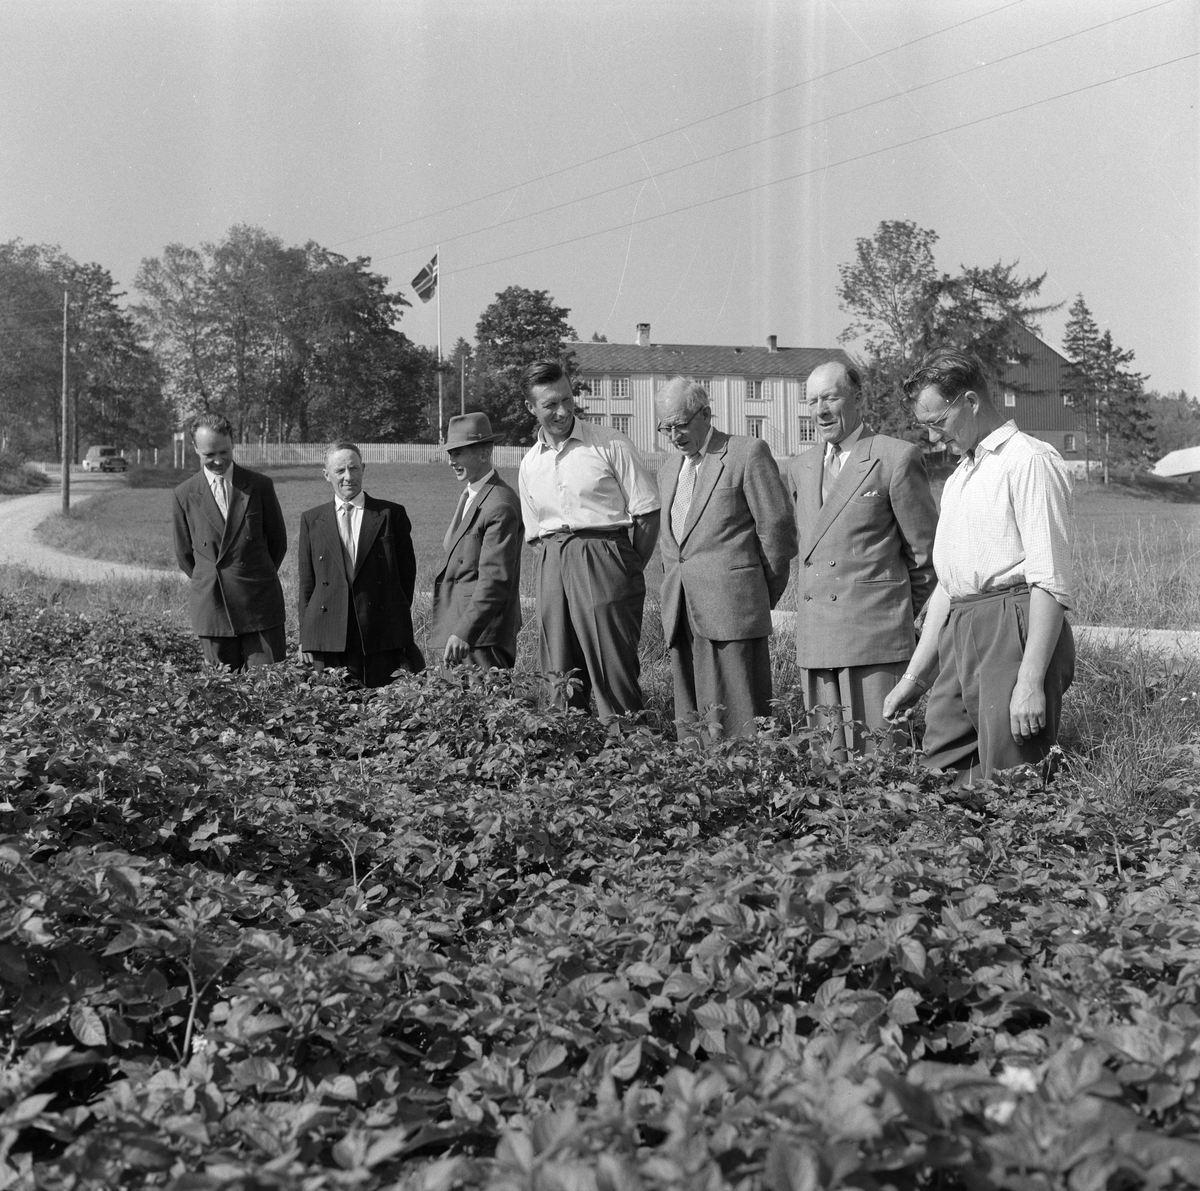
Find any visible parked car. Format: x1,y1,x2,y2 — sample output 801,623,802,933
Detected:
82,445,129,472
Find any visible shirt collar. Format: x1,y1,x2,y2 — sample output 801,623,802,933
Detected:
336,492,365,511
975,420,1020,460
537,417,585,451
467,468,495,496
207,468,230,489
827,421,864,457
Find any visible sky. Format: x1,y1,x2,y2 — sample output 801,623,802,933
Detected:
1,0,1197,395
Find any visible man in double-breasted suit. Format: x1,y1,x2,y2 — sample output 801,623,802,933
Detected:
172,413,288,670
429,413,523,669
656,377,797,739
297,441,423,687
788,361,938,754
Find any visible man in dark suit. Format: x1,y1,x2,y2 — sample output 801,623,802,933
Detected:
788,361,938,755
172,412,288,669
429,413,523,669
297,441,423,687
656,378,797,739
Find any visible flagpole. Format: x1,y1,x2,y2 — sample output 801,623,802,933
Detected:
436,245,444,445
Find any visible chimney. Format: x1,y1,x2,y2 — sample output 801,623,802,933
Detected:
767,334,778,353
636,323,651,347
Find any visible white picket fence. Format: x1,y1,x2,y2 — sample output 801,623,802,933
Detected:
231,442,530,467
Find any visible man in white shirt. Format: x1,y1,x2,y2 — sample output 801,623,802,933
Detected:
429,413,523,669
518,359,661,720
297,442,423,686
884,348,1076,782
172,413,288,669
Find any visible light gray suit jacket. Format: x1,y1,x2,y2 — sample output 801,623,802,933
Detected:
787,429,937,669
659,431,798,642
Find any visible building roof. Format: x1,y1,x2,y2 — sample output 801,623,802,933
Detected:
1153,445,1200,478
568,341,853,380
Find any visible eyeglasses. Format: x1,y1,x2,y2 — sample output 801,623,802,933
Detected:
656,408,707,436
911,390,966,437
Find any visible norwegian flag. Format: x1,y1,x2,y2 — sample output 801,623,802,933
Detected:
411,254,438,303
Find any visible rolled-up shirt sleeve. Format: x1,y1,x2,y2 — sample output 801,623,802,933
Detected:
1011,450,1074,609
604,433,661,518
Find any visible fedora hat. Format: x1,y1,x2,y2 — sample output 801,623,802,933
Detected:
445,412,502,450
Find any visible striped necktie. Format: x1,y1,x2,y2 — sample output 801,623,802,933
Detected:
444,488,469,553
213,475,229,519
822,444,843,503
339,501,356,568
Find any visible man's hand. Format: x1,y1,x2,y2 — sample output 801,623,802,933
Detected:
443,634,471,665
883,676,924,724
1009,677,1047,743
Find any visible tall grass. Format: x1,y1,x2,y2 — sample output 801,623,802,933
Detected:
1073,520,1200,629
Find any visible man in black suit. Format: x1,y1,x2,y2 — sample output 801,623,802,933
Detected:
172,412,288,669
297,441,423,687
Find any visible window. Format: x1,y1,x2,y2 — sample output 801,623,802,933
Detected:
582,375,604,398
577,409,602,424
611,376,630,399
610,414,631,436
746,378,764,401
1063,433,1077,453
1004,390,1016,408
797,416,817,444
746,417,766,439
1063,393,1074,407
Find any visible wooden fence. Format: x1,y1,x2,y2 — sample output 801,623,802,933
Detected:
231,442,671,471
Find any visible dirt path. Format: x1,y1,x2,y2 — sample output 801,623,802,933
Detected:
0,473,185,585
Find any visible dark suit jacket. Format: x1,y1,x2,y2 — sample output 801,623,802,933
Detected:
658,431,798,642
428,474,523,658
787,429,938,669
172,465,287,636
297,494,417,655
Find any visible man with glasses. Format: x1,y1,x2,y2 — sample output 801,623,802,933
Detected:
518,359,660,720
788,361,938,755
883,348,1075,783
656,377,796,739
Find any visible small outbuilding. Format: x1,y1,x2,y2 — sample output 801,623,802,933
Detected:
1152,445,1200,484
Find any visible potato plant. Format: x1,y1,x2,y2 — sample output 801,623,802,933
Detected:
2,595,1200,1190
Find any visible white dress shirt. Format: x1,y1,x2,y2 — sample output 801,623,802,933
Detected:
207,469,231,516
462,468,496,520
518,417,660,542
933,421,1074,607
335,491,366,559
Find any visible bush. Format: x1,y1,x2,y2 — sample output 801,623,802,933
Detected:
0,451,51,495
2,594,1200,1188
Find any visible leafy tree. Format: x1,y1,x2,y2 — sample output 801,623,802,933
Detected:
0,241,171,460
136,227,424,442
473,286,577,443
590,331,609,343
837,221,1058,429
1062,295,1153,481
1145,389,1200,456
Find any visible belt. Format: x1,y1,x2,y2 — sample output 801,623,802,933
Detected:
949,583,1030,609
541,527,627,542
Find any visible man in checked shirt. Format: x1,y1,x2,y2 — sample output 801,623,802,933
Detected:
883,348,1075,783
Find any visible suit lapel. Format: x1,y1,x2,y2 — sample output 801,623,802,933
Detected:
805,431,876,555
219,466,249,557
195,471,226,540
354,498,383,580
315,503,350,581
680,432,728,544
448,476,493,555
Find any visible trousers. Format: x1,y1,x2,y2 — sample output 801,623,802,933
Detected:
199,625,287,671
535,529,645,720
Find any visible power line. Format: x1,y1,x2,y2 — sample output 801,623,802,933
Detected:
375,0,1181,264
330,0,1032,250
443,51,1199,279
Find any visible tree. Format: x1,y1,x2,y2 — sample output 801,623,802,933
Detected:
0,240,172,460
473,287,577,443
1062,295,1153,481
1145,389,1200,457
136,227,424,442
590,331,608,343
837,221,1058,434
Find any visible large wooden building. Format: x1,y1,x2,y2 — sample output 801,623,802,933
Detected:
569,325,852,457
569,323,1083,460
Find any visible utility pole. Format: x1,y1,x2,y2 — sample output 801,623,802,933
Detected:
60,287,69,513
461,350,467,415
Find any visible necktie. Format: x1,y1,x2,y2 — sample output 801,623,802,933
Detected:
444,488,469,553
822,445,842,503
339,501,356,568
213,475,229,519
671,455,698,542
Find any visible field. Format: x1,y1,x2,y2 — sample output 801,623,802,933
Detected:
3,466,1200,1188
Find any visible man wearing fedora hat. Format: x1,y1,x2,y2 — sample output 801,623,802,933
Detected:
429,413,524,669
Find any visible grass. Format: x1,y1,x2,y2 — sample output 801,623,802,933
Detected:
0,460,51,495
